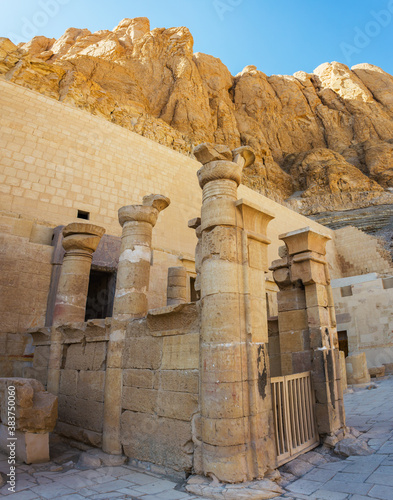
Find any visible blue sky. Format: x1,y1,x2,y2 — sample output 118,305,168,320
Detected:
2,0,393,77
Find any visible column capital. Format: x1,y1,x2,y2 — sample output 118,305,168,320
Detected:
118,194,170,227
279,227,331,257
194,143,255,189
62,222,105,254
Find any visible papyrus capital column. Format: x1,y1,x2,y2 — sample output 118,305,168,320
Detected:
113,194,170,320
53,222,105,326
103,194,170,455
195,143,275,482
49,222,104,396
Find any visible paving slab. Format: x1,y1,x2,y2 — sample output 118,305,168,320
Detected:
310,490,349,500
367,483,393,500
1,378,393,500
285,478,323,495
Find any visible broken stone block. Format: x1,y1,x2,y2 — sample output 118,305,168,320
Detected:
346,352,370,385
0,378,57,464
369,366,385,378
0,378,57,433
76,452,102,469
334,437,373,457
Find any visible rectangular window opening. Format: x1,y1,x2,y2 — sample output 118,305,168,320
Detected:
77,210,90,220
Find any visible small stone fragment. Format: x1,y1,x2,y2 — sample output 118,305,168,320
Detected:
76,452,102,469
334,437,373,457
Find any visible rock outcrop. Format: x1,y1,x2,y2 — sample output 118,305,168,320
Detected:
1,18,393,213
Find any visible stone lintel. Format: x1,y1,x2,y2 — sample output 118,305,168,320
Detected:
292,251,327,265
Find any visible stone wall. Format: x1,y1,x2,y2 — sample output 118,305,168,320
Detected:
28,304,200,473
29,320,109,448
0,212,54,376
0,79,341,282
334,226,393,277
333,276,393,368
120,303,199,473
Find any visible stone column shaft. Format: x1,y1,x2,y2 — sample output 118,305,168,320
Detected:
194,143,275,483
49,222,104,395
167,266,188,306
102,194,170,455
53,223,105,325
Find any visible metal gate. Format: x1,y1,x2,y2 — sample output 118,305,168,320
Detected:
271,371,319,466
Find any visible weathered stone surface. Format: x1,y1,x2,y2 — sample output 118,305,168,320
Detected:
56,421,102,447
77,370,105,402
280,457,314,477
2,22,393,214
76,452,102,469
122,386,157,414
157,390,198,421
161,333,199,369
123,337,162,369
77,448,127,467
157,370,198,393
0,378,57,433
334,437,373,457
186,476,283,499
65,342,107,371
346,352,370,385
120,411,193,471
58,395,103,433
59,370,78,396
123,369,156,389
369,366,385,378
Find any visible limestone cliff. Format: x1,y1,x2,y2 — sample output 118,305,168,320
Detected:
1,17,393,213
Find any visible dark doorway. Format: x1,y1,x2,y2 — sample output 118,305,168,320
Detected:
338,330,349,357
85,270,116,321
190,276,199,302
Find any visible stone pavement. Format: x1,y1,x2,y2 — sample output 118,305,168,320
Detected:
0,377,392,500
0,442,203,500
279,377,393,500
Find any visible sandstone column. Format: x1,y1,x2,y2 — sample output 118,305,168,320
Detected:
48,222,104,395
53,222,105,325
278,228,345,436
102,194,170,455
195,143,276,483
167,266,187,305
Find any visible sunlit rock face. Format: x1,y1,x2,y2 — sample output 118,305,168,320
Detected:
1,19,393,212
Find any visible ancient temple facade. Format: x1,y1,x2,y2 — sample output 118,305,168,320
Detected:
0,80,392,482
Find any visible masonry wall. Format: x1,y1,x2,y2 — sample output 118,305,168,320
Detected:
28,304,200,473
29,320,110,447
120,303,199,473
333,277,393,368
0,212,54,376
0,79,341,282
334,226,393,277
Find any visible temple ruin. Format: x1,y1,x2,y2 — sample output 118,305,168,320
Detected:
0,79,392,488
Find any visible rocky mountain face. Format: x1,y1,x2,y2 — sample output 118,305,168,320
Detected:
1,17,393,214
